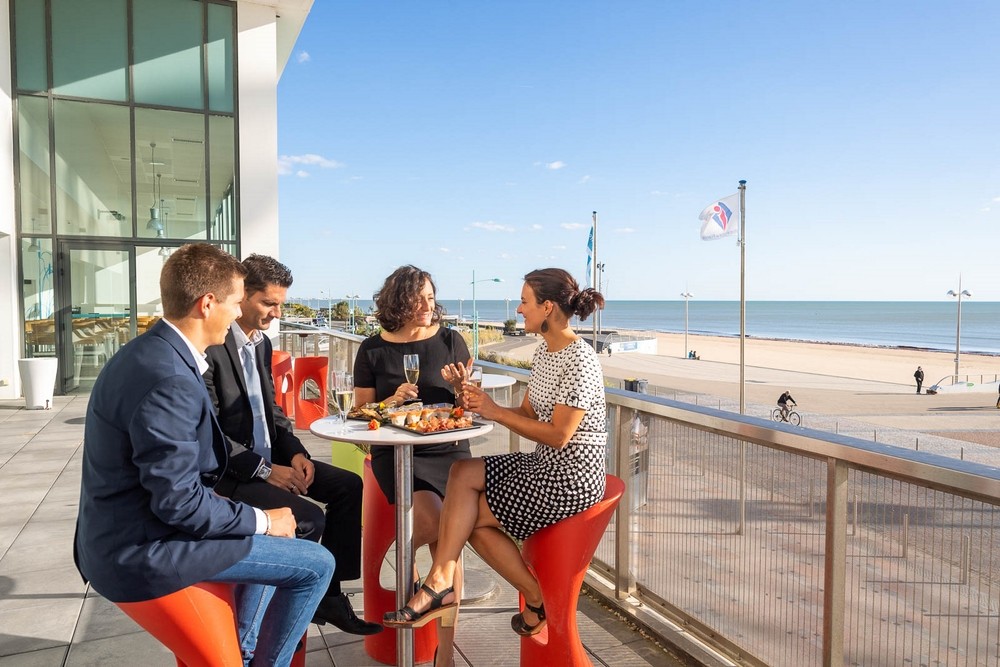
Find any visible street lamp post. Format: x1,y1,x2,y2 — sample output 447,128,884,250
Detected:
505,297,510,321
681,292,693,358
319,290,332,326
458,298,463,322
947,277,972,380
471,270,503,360
345,293,360,331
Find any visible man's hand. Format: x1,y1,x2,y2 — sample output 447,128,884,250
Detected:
266,464,308,495
291,453,315,487
264,507,296,537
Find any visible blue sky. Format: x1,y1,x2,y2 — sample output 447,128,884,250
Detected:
276,1,1000,303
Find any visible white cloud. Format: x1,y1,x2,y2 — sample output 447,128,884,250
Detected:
295,170,309,178
545,161,567,170
981,207,991,212
560,222,586,230
578,175,591,184
499,253,512,259
553,244,567,250
993,196,1000,202
615,227,635,233
439,247,451,253
297,51,311,64
530,224,543,231
467,221,515,232
278,153,344,176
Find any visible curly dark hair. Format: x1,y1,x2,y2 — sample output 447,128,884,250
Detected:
373,265,443,332
524,268,605,321
242,254,293,295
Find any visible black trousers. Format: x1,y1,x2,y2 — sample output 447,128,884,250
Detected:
225,460,362,583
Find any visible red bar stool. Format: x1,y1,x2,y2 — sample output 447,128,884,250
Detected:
271,349,295,420
115,581,308,667
362,458,438,665
292,356,328,430
519,474,626,667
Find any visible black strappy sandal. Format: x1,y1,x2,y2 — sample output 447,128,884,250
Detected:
383,584,457,628
511,601,546,636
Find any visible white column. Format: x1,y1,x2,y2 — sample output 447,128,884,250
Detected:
236,3,281,261
0,0,20,399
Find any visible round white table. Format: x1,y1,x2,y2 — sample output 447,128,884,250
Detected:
482,373,516,403
309,417,494,667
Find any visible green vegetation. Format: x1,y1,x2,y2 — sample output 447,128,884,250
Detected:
503,318,518,334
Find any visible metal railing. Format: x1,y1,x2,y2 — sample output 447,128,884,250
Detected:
278,328,1000,667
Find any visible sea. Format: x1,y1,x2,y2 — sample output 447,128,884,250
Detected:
294,299,1000,356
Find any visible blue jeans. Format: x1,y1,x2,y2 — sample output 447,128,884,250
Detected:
206,535,334,666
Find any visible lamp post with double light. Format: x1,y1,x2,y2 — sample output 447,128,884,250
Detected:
471,271,502,360
947,277,972,380
681,291,693,359
345,293,359,331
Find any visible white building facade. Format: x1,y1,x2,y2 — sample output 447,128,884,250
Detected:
0,0,311,398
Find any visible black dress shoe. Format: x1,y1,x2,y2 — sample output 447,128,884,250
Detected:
312,593,383,635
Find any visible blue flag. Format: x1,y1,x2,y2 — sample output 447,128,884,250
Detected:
585,226,594,288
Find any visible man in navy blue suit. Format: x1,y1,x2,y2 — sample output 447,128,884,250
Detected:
205,254,379,635
74,243,334,665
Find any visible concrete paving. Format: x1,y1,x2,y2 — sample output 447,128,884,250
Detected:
0,395,688,667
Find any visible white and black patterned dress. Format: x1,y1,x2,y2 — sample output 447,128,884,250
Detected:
484,338,607,540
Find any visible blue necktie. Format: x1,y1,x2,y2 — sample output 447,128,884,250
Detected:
242,343,271,463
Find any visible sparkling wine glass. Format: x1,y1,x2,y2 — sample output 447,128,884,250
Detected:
403,354,420,385
466,366,483,417
333,371,354,433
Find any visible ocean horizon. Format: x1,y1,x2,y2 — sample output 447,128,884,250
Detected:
291,299,1000,356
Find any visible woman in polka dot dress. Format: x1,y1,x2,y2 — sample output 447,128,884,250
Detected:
384,268,607,658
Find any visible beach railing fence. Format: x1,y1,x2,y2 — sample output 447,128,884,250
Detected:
278,330,1000,667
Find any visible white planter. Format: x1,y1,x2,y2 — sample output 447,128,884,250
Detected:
18,358,59,410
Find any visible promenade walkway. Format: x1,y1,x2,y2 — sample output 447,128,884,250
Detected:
0,395,688,667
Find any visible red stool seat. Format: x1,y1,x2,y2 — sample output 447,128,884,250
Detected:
362,458,438,664
116,581,307,667
292,356,328,429
519,474,625,667
271,349,294,419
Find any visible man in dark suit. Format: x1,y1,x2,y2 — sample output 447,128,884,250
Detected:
74,243,334,665
204,254,380,635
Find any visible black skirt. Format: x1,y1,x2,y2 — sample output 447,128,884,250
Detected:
370,440,471,504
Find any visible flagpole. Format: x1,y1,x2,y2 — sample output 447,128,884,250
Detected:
738,180,747,415
591,211,598,351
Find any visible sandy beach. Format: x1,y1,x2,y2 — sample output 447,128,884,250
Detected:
489,331,1000,446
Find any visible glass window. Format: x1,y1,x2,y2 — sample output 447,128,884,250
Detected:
207,2,235,113
53,100,132,237
13,0,47,92
133,0,204,109
136,108,207,240
52,0,127,101
209,114,236,241
18,96,52,235
21,238,55,327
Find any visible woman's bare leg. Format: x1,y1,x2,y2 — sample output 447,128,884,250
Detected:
469,526,544,626
401,459,501,615
411,490,461,667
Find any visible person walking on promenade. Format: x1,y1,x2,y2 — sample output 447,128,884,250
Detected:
914,366,924,394
74,243,334,665
383,268,607,665
204,254,380,635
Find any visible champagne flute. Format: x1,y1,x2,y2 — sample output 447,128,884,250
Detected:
333,371,354,432
466,366,483,418
403,354,420,386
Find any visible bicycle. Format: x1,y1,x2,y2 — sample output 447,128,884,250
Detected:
771,406,801,426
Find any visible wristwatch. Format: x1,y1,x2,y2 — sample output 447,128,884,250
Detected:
256,463,272,481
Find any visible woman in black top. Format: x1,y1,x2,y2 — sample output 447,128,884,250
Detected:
353,265,473,667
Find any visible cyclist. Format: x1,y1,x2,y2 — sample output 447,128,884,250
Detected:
777,390,797,422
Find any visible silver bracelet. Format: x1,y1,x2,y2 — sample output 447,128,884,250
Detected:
264,513,272,536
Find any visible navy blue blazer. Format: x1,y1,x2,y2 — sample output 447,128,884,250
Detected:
74,320,257,603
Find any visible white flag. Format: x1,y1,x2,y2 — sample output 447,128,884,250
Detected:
699,193,740,240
